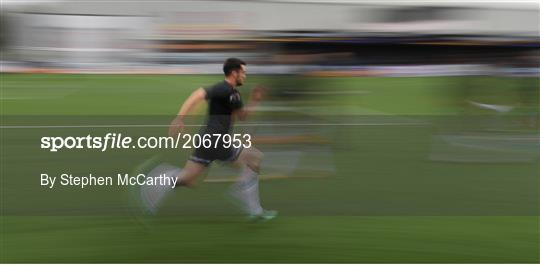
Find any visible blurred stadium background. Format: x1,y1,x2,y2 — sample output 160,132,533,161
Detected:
1,0,539,263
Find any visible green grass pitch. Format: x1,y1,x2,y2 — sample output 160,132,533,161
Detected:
1,74,538,263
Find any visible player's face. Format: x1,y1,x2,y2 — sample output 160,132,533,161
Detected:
235,65,247,86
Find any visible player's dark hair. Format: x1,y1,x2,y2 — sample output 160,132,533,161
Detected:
223,58,246,76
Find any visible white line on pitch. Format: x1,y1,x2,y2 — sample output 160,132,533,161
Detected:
284,90,371,95
0,122,427,129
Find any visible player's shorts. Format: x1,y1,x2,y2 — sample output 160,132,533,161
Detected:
189,135,243,166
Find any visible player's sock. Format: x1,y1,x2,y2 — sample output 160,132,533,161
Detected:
140,164,180,214
174,170,190,187
231,166,264,216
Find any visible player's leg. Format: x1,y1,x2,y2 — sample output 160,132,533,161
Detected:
231,147,263,214
175,159,207,187
230,147,277,220
236,147,264,173
140,159,207,214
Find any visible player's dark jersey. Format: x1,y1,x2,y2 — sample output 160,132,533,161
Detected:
190,81,244,166
203,81,243,134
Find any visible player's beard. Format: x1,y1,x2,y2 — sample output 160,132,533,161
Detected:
236,77,244,86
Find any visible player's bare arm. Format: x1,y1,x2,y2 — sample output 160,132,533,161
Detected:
234,85,266,121
169,88,207,137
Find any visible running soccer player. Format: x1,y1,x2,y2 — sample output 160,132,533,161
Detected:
141,58,276,220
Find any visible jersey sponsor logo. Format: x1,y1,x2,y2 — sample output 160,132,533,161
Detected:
229,93,241,103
